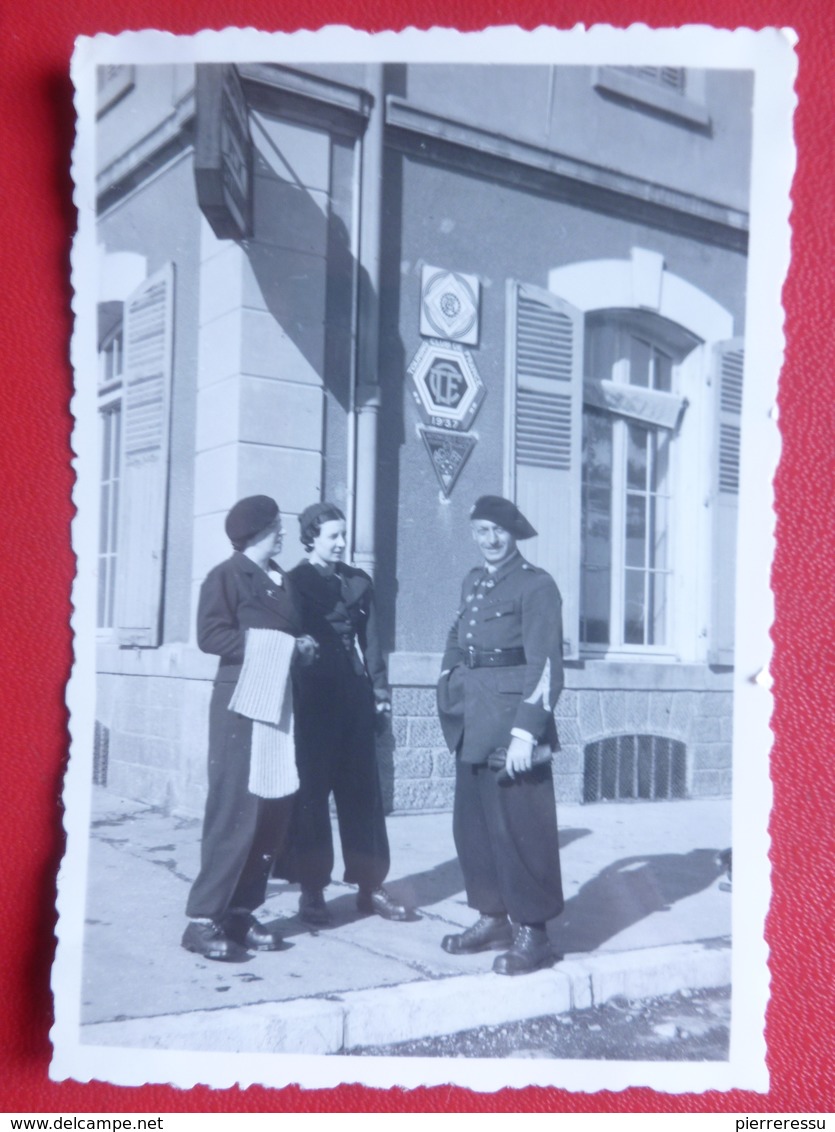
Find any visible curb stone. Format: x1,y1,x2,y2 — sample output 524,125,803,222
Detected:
82,939,730,1055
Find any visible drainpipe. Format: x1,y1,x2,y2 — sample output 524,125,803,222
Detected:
352,64,385,577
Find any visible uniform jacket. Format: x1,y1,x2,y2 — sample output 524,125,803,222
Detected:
437,552,564,764
197,552,302,682
288,560,389,703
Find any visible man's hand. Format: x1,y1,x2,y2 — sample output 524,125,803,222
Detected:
504,734,535,779
294,634,319,666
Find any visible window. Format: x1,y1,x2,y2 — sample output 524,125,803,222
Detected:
97,321,124,632
593,66,710,129
508,261,741,664
94,262,175,647
583,735,688,802
612,66,685,94
580,314,693,651
96,64,135,116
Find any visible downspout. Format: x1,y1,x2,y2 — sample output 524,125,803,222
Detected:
352,64,385,577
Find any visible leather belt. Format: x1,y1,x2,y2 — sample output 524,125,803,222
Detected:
464,646,526,669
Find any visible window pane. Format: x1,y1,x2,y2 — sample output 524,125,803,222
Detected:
625,493,646,567
651,431,670,492
647,569,667,645
99,484,110,555
629,336,651,387
111,479,119,553
107,552,118,628
583,410,613,483
650,493,668,572
585,321,618,379
581,409,613,645
653,349,673,392
113,402,121,462
582,567,611,644
585,485,611,565
624,569,646,644
101,410,112,479
626,424,648,489
97,562,107,628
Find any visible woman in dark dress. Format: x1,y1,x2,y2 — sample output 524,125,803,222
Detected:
286,502,408,925
182,494,315,961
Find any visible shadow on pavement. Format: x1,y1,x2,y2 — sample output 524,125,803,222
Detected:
264,826,593,939
555,849,725,953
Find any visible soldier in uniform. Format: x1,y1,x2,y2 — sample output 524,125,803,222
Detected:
437,495,565,975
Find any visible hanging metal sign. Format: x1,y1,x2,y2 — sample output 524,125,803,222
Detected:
420,265,480,345
194,64,253,240
408,340,486,431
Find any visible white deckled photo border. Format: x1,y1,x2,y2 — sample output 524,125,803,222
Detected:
55,24,795,1093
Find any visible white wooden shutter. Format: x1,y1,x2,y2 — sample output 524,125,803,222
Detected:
709,337,744,665
114,264,175,647
507,281,584,658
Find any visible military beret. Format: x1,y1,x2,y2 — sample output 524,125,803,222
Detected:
469,495,537,539
225,495,279,545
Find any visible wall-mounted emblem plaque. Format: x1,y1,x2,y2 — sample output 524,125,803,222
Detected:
408,341,486,431
420,265,480,345
419,427,477,497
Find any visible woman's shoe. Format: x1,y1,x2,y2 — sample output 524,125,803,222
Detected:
357,886,409,921
299,888,331,926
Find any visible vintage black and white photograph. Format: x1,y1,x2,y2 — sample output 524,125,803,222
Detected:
54,25,793,1092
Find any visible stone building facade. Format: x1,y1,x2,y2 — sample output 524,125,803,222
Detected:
90,60,750,816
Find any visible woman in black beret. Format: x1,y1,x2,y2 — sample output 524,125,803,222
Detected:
279,502,408,925
182,495,316,961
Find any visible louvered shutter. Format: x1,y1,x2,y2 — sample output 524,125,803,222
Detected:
114,264,175,647
508,281,584,658
709,338,744,665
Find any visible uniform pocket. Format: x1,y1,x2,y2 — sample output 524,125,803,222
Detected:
485,600,516,619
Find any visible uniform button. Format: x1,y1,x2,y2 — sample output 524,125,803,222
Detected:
472,606,479,612
469,619,476,625
465,633,473,639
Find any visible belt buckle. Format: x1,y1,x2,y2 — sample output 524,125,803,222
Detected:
465,646,477,669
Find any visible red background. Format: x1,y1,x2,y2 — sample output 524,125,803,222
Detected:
2,0,833,1114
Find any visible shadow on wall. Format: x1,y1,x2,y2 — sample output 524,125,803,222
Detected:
246,146,364,415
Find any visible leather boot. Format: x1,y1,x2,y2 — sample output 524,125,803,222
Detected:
492,924,554,975
441,914,513,954
181,920,249,962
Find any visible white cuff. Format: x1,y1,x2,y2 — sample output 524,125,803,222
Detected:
510,728,535,745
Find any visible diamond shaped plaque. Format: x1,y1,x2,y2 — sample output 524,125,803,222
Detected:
420,265,480,345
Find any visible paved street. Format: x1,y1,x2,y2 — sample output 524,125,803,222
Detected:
80,788,731,1055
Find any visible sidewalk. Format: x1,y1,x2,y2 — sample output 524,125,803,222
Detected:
80,788,731,1055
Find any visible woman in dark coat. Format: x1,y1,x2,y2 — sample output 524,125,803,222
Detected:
182,494,315,962
285,502,408,925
